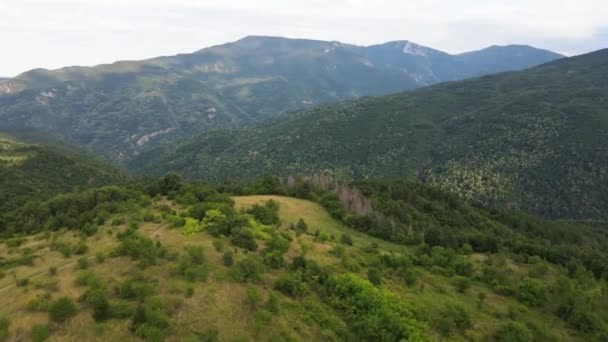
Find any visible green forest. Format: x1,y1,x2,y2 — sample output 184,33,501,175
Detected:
130,49,608,221
1,133,607,340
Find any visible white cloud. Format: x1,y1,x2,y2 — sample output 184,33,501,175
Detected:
0,0,606,76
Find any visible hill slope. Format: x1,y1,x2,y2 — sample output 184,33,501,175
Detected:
0,36,562,160
130,49,608,220
0,132,125,231
1,176,607,341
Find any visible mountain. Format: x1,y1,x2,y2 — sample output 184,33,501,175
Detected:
0,36,562,160
130,49,608,220
0,131,126,230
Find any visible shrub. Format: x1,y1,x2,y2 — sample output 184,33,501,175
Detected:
83,288,110,322
494,321,532,342
222,251,234,266
77,257,90,270
186,245,206,265
325,274,426,341
244,286,260,309
274,273,310,297
246,200,280,225
295,219,308,234
212,240,224,252
367,268,382,286
95,252,106,263
73,243,88,255
185,286,194,298
31,324,50,342
265,293,280,314
231,228,258,251
454,277,471,293
194,327,219,342
232,256,265,283
340,234,353,246
182,218,202,235
0,318,8,341
16,278,29,287
27,292,51,311
49,297,77,323
254,309,272,334
130,298,169,341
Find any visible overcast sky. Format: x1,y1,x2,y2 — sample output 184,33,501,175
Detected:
1,0,607,76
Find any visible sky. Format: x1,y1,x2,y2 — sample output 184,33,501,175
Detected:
1,0,607,77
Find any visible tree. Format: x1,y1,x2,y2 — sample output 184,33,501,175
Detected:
161,172,182,195
182,218,202,236
517,278,546,307
49,297,77,323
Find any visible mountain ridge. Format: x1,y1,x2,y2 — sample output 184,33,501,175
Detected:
0,36,563,160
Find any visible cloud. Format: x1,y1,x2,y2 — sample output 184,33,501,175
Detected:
0,0,606,76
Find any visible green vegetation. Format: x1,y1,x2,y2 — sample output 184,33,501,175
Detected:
132,49,608,221
0,37,560,160
1,168,607,340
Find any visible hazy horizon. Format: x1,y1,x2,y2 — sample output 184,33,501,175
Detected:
1,0,607,77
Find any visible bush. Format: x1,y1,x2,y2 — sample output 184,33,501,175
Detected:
0,317,8,341
185,286,194,298
517,278,546,307
246,200,280,225
274,273,310,297
367,268,382,286
494,321,532,342
16,278,29,287
31,324,50,342
182,218,202,235
186,245,206,265
130,298,170,341
49,297,77,323
222,251,234,266
212,240,224,252
74,243,88,255
231,228,258,251
95,252,106,263
340,234,353,246
83,288,110,322
232,256,265,283
265,293,280,314
454,277,471,293
254,309,272,334
244,286,260,309
295,219,308,234
27,293,51,311
77,257,90,269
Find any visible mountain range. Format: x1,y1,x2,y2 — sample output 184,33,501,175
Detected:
130,48,608,220
0,36,562,160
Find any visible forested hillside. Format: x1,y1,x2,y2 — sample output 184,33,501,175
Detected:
131,49,608,220
0,132,126,233
0,36,561,160
1,173,606,341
